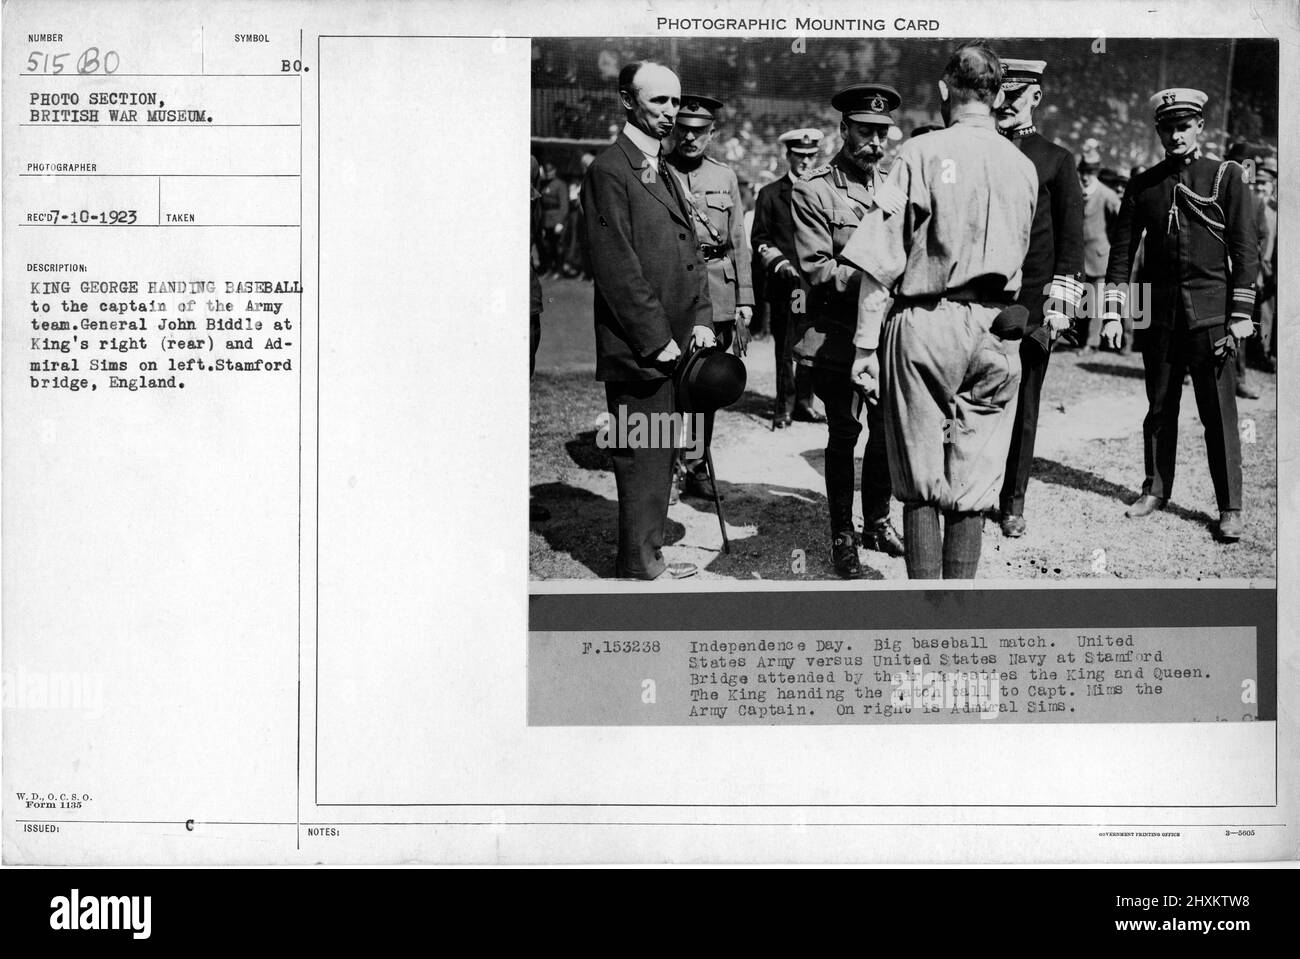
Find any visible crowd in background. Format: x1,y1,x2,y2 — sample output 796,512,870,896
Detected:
533,37,1275,180
531,38,1279,369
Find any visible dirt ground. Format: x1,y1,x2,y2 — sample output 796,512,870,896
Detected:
530,276,1278,582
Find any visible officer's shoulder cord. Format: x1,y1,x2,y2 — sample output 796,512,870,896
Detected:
1167,162,1230,243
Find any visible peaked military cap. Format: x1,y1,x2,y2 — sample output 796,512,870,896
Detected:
1150,88,1208,122
1001,58,1046,91
831,84,901,124
779,127,823,154
676,94,724,128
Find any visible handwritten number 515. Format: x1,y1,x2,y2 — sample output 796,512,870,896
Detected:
26,47,120,75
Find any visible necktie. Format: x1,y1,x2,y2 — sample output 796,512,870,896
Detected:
659,155,690,221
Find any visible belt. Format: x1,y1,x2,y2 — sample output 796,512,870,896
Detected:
895,281,1015,308
699,243,729,261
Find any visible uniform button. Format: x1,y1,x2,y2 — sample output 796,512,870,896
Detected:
687,264,694,271
680,233,686,240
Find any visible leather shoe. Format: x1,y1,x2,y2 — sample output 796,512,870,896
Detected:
830,532,865,579
529,502,550,523
772,414,792,430
1236,381,1260,400
999,512,1026,537
682,467,723,500
1217,510,1244,542
663,562,699,579
1125,494,1167,518
861,519,905,557
792,405,826,424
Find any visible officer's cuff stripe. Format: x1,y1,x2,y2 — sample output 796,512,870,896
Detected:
1050,276,1084,308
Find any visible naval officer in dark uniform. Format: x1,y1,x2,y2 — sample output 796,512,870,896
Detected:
752,128,825,428
994,58,1085,538
1102,88,1258,542
792,84,907,578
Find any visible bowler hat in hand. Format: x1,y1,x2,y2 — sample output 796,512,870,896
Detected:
674,344,747,413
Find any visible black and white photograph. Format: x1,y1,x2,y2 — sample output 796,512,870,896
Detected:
528,35,1280,583
3,0,1296,876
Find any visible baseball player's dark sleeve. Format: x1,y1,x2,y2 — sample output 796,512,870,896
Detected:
582,165,674,357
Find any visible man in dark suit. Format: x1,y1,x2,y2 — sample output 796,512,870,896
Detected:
994,58,1085,539
752,128,825,429
583,60,715,579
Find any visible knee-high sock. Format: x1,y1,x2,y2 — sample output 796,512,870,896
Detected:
903,503,942,579
942,510,983,579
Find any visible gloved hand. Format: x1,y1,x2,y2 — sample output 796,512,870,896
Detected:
732,307,752,357
1045,310,1072,341
1100,315,1123,349
1228,318,1255,340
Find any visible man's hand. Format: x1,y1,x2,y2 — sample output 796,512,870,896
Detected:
732,307,753,356
1045,310,1072,341
731,320,750,357
776,261,800,282
850,347,879,401
1100,315,1123,348
691,325,716,349
654,340,682,365
1229,318,1255,340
